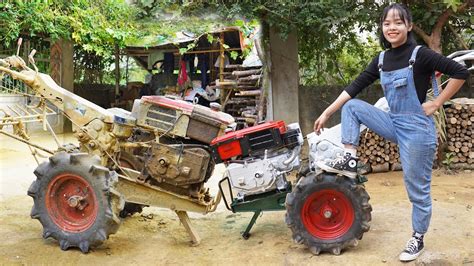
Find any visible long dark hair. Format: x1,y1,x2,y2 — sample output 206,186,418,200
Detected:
379,3,415,49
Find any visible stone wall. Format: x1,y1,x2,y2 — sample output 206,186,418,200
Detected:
298,84,384,135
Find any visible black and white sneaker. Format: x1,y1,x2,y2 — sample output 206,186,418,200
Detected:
316,152,358,178
399,233,424,262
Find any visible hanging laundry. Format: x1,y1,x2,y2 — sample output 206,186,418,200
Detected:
177,60,188,86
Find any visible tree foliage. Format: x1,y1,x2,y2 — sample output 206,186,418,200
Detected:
0,1,137,83
157,0,471,85
403,0,473,53
0,1,69,44
0,1,136,54
0,1,470,85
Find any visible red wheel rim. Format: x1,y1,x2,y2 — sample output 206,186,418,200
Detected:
301,189,354,240
46,173,98,232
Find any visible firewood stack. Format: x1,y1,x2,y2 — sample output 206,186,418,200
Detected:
357,129,442,173
221,65,264,126
356,130,401,173
445,99,474,168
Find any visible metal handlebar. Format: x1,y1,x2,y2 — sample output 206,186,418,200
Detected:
0,59,8,67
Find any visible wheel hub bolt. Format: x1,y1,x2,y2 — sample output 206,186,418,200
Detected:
67,195,85,208
323,210,332,219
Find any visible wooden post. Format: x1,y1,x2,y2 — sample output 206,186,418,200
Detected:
114,43,120,105
219,32,228,105
125,55,129,85
175,210,201,246
219,32,225,82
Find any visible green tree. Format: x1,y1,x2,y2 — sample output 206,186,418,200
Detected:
402,0,473,53
0,1,137,83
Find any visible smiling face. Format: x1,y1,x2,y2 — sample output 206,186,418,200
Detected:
382,9,413,48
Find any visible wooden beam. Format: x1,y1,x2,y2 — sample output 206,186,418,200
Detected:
114,43,120,104
219,32,225,82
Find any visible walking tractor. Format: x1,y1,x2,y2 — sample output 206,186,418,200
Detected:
0,46,372,255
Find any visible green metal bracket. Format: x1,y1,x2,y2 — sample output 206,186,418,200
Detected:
241,210,261,239
230,186,291,239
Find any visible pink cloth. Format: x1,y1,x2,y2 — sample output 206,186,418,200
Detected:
177,60,188,86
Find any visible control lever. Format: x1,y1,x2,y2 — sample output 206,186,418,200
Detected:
28,49,38,73
16,38,22,57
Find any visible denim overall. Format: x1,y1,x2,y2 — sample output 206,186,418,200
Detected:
341,45,438,234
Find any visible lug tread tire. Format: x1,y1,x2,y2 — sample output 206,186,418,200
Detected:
285,172,372,255
28,152,123,253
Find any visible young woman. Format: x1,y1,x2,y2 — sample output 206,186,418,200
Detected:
313,3,469,262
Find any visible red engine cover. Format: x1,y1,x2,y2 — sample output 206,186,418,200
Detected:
142,95,194,113
210,120,287,162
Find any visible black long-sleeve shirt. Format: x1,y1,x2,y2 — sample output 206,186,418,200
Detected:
344,42,469,103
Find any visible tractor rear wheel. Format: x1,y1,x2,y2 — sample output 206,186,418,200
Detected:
27,152,124,253
285,172,371,255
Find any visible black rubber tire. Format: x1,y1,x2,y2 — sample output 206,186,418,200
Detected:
285,172,372,255
296,163,310,183
27,152,124,253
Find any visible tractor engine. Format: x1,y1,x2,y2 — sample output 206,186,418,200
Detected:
142,142,214,200
211,121,304,200
125,95,235,201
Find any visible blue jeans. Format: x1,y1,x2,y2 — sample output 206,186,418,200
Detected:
341,99,437,234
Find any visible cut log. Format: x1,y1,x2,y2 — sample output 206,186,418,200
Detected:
238,74,262,82
390,162,403,171
236,85,260,90
235,90,262,96
232,69,262,77
372,163,390,173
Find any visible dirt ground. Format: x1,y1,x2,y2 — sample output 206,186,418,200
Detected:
0,133,473,265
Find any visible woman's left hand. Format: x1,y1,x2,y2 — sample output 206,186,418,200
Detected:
422,101,440,116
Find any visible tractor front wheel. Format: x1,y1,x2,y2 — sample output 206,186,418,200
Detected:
285,172,372,255
27,152,124,253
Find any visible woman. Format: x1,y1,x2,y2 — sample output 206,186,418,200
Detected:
313,3,468,262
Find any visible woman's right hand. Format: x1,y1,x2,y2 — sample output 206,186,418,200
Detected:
314,112,330,135
313,91,351,135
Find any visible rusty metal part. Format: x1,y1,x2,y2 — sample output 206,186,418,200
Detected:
46,173,98,233
67,195,87,210
145,143,210,186
115,173,220,214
